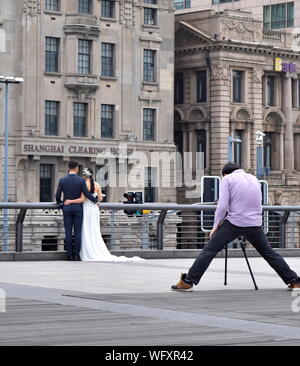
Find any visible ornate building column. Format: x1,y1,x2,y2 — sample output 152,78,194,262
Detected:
282,74,294,174
209,61,231,175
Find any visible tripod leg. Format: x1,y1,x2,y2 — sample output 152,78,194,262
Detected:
241,243,259,290
224,244,228,286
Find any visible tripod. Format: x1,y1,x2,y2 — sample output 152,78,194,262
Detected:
224,236,259,290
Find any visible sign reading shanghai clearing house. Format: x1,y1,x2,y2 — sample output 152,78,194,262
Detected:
274,57,297,73
21,142,135,159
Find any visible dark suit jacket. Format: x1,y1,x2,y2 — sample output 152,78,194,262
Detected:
55,173,98,212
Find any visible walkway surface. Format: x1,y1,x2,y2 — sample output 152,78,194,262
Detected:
0,257,300,346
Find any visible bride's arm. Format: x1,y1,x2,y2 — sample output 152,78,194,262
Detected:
64,193,85,205
95,183,103,202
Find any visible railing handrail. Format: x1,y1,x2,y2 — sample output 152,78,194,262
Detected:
0,202,300,211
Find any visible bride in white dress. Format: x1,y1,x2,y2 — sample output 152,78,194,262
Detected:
64,167,144,262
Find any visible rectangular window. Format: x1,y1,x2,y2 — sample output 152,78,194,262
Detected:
101,104,114,138
233,130,243,166
144,167,156,203
143,108,155,141
264,132,273,170
197,70,207,103
45,37,59,72
101,0,115,18
232,70,244,103
45,101,59,136
267,75,275,106
263,2,294,29
144,0,157,4
174,72,184,105
143,49,156,82
74,102,87,137
78,39,91,74
78,0,92,14
174,0,191,9
45,0,59,11
40,164,54,202
144,8,157,25
101,43,114,77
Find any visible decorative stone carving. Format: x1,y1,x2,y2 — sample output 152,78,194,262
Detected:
252,67,264,84
265,111,284,124
211,63,230,81
221,19,261,42
120,0,137,27
23,0,41,16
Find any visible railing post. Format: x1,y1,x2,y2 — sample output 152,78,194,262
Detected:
157,210,167,250
15,209,27,252
279,211,290,248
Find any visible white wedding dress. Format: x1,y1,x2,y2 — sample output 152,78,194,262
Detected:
80,193,144,262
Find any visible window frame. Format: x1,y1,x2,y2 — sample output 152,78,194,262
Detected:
101,0,115,18
196,70,207,104
74,102,88,137
144,7,157,26
45,100,59,136
174,72,184,105
101,104,114,138
78,0,92,14
78,39,92,75
263,2,294,30
232,70,245,104
101,43,115,77
45,0,60,11
40,164,54,202
143,49,156,83
45,37,59,73
143,108,156,141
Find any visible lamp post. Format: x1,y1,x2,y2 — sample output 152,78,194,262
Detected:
228,135,241,162
255,131,266,179
0,76,23,251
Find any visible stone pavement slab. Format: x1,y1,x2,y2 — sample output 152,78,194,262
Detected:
0,258,299,346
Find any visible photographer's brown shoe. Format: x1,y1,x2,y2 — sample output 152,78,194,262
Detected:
288,281,300,290
171,273,193,291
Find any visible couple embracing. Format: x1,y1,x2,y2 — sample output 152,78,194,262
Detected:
56,160,142,262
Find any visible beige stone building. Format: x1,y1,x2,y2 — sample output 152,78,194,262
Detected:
0,0,176,205
174,6,300,207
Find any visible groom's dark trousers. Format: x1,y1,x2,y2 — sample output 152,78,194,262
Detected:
186,220,298,286
56,173,97,258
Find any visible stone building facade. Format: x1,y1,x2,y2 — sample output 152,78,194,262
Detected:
174,8,300,208
0,0,176,205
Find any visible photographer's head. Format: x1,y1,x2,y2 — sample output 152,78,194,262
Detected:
222,162,241,176
68,160,79,174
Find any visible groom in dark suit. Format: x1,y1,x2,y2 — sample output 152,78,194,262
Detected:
56,160,98,261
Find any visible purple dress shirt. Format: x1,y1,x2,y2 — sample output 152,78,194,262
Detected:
213,169,262,229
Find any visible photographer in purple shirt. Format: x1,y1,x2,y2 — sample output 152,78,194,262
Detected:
172,162,300,291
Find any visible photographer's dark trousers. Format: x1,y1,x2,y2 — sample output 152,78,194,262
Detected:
186,220,298,286
63,209,83,257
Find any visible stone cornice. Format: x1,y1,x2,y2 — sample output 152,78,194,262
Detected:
175,40,299,59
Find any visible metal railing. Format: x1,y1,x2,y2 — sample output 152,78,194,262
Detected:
0,202,299,252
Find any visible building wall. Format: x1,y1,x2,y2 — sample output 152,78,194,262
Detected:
0,0,177,204
174,9,300,207
179,0,300,28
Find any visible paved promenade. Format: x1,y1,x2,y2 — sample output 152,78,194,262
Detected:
0,257,300,346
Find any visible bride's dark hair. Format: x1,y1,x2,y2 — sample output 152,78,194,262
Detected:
83,167,95,194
